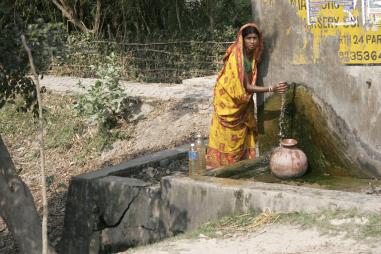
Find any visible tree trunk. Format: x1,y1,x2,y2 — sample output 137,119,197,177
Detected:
137,1,151,34
93,0,101,37
51,0,90,34
175,0,182,32
205,0,215,31
0,135,55,254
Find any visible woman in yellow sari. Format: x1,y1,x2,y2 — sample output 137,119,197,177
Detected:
206,23,287,169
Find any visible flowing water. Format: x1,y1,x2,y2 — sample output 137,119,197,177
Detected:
278,93,287,145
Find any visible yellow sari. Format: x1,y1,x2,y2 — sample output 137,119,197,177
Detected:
206,23,263,169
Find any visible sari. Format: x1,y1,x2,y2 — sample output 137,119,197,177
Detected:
206,23,263,169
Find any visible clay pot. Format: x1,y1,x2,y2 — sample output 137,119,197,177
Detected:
269,139,308,179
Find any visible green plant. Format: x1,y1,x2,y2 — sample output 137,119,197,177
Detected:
279,209,381,240
46,175,55,188
74,52,127,133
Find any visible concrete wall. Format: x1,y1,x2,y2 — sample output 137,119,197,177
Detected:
251,0,381,175
162,176,381,229
60,145,189,254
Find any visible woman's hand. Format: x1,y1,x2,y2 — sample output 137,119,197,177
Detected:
271,82,288,94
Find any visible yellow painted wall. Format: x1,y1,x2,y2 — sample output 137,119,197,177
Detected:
289,0,381,64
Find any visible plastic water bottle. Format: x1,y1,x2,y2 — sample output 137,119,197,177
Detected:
195,134,206,175
188,143,198,176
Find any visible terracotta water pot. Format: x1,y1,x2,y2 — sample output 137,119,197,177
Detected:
269,139,308,179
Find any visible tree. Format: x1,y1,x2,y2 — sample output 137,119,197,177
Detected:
0,1,63,252
0,137,54,253
51,0,102,36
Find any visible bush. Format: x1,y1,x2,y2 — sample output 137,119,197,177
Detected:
74,52,127,133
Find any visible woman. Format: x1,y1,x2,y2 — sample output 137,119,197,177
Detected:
206,23,287,169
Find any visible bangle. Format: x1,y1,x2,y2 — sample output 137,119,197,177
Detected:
268,86,273,92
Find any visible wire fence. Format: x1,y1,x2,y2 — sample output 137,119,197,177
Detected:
49,40,233,83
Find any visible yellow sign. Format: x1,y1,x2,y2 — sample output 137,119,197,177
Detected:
289,0,381,64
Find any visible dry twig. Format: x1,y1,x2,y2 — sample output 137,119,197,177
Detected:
21,34,49,254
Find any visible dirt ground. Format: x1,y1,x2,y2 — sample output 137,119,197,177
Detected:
121,224,381,254
1,75,380,253
40,75,215,162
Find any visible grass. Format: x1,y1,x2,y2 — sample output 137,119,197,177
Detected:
0,102,38,138
0,93,130,163
180,209,381,241
184,210,279,239
278,209,381,240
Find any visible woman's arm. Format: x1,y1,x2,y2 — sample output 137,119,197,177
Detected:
244,75,287,94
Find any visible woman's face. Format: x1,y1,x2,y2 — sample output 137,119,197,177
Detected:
243,32,259,52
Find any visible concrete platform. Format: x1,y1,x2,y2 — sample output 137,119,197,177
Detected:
60,146,381,253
